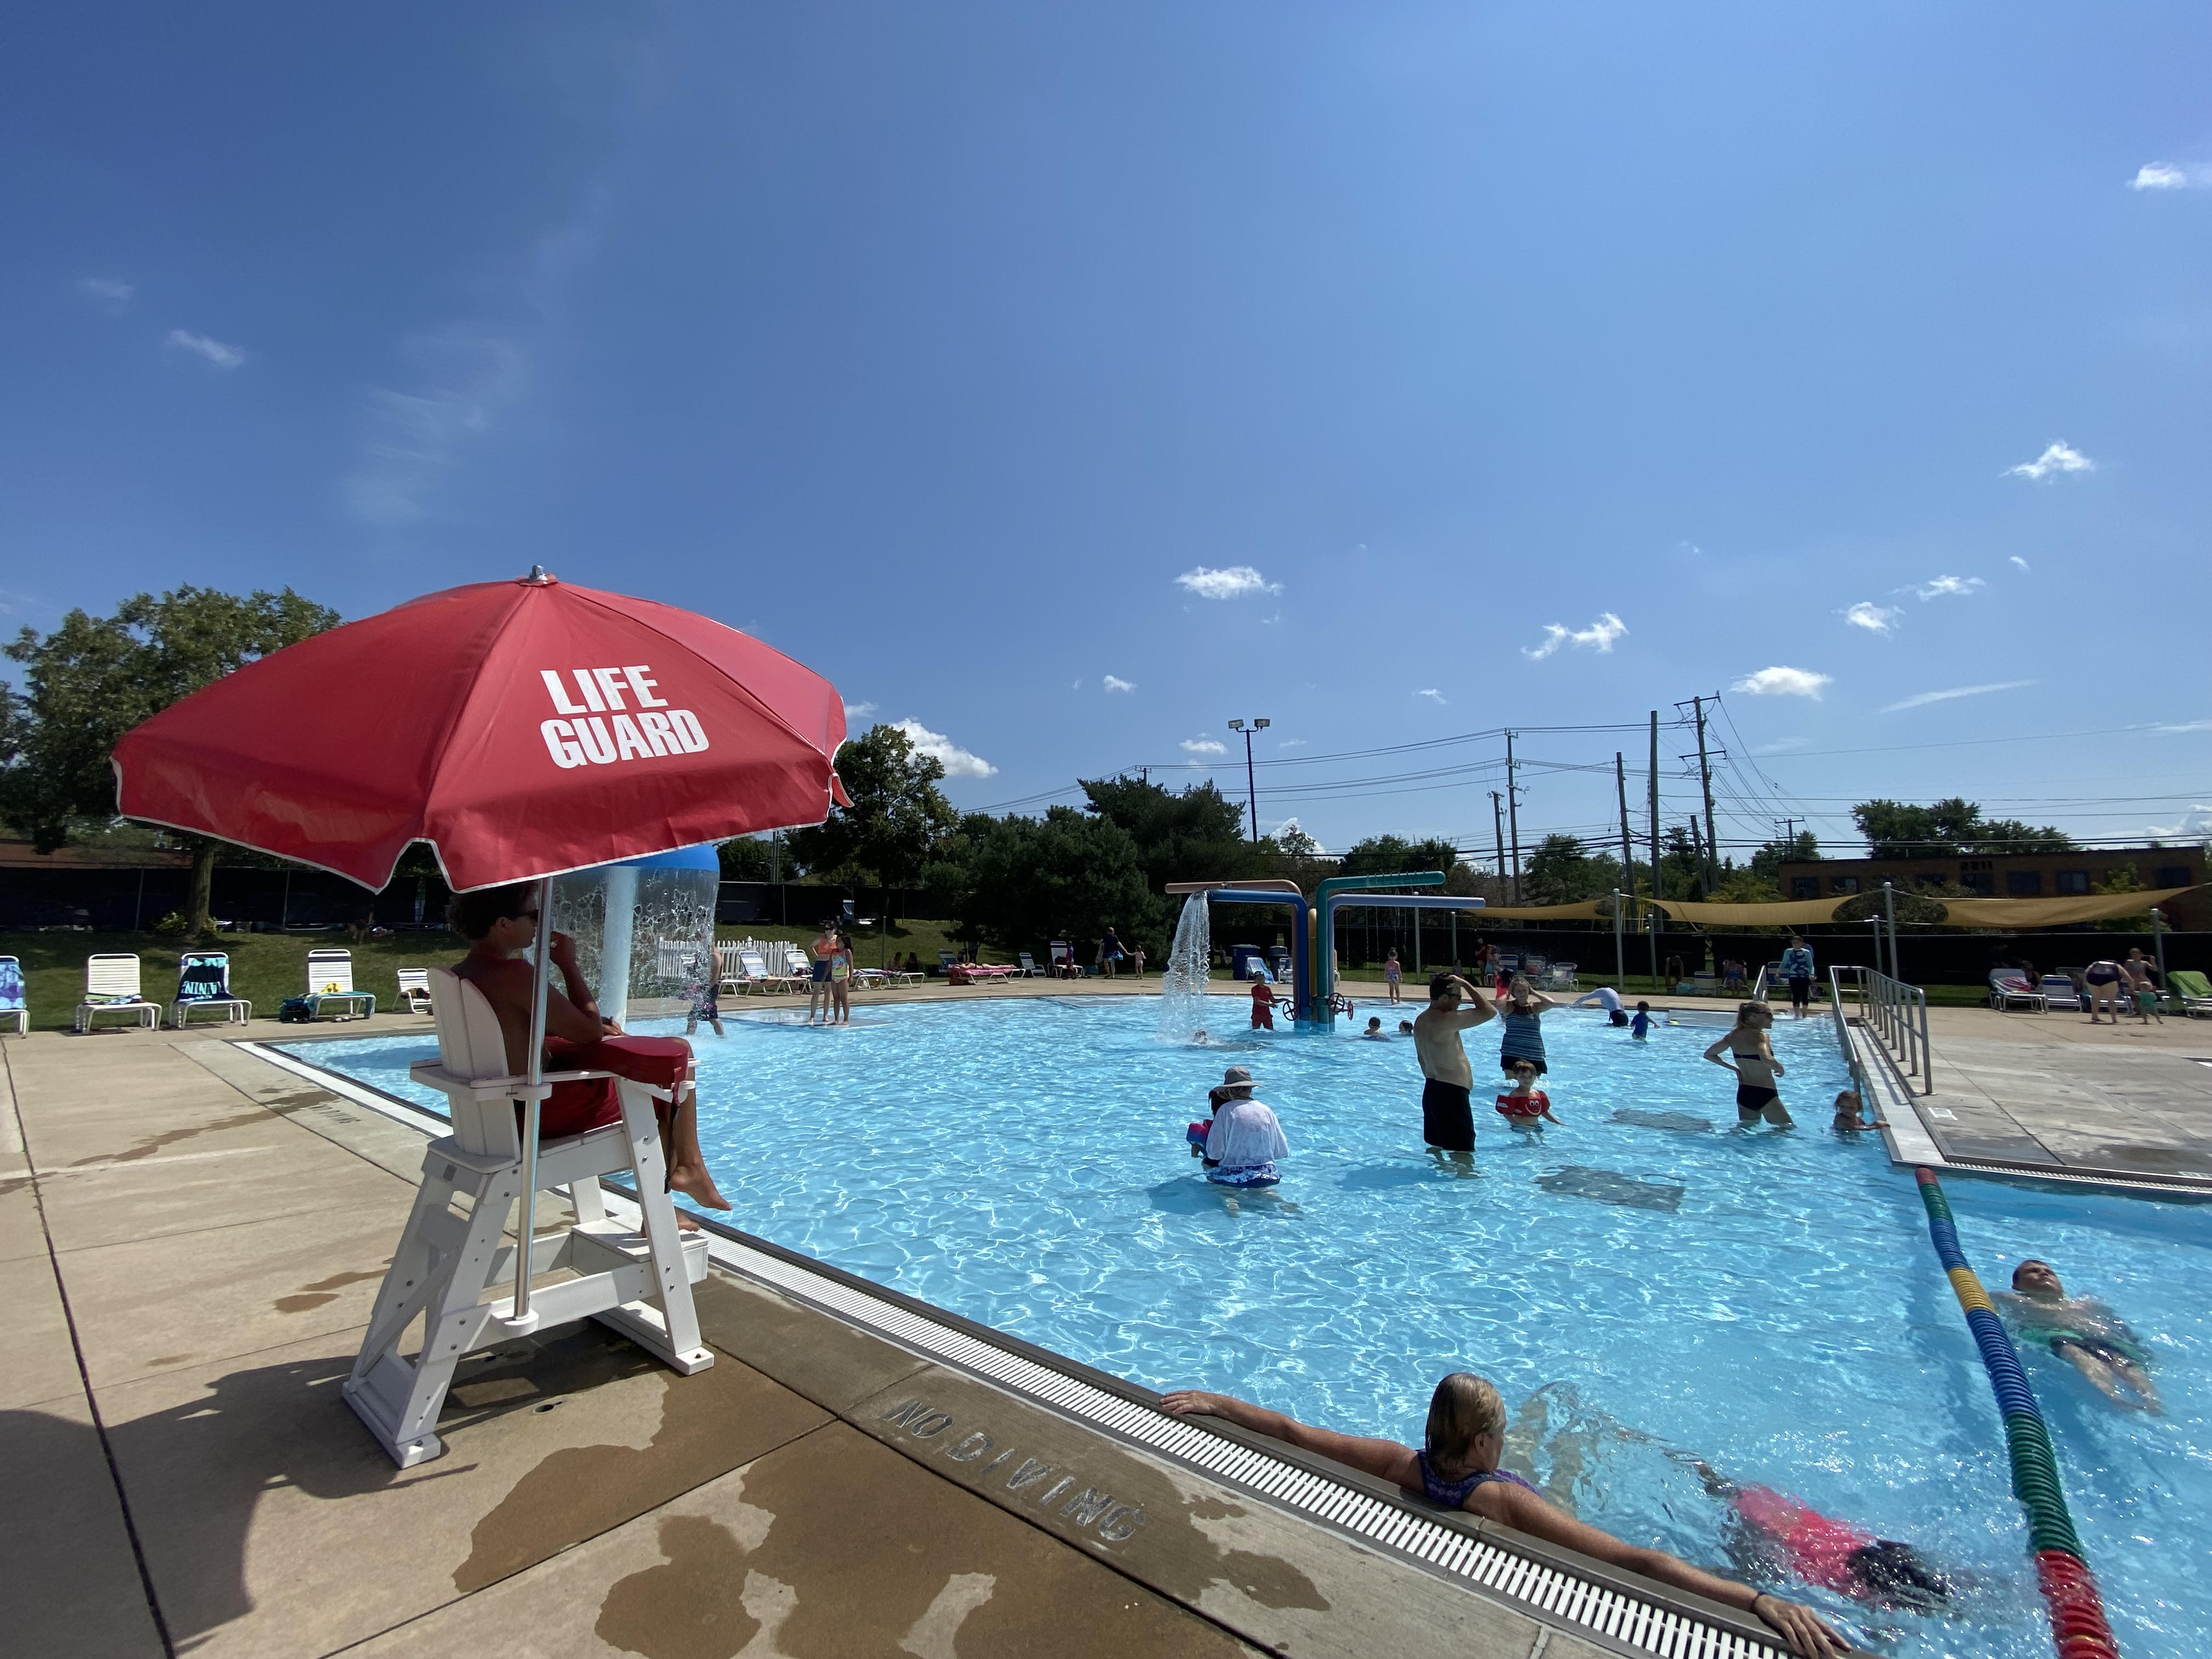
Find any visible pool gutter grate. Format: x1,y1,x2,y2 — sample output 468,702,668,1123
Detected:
245,1034,1795,1659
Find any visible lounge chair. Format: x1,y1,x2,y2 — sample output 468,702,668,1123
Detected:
342,966,710,1468
0,956,26,1036
1544,961,1580,990
172,951,252,1028
2037,975,2084,1012
1988,970,2046,1012
1016,952,1043,977
1047,942,1081,979
2167,969,2212,1018
774,943,815,991
74,952,161,1032
732,951,790,995
715,942,744,995
396,968,434,1014
304,948,376,1020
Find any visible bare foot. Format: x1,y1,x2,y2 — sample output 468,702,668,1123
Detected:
668,1163,732,1210
677,1213,701,1233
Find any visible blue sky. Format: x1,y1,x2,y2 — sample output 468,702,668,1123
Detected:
5,3,2209,860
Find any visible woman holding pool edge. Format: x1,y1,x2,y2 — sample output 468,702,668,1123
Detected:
1161,1376,1847,1657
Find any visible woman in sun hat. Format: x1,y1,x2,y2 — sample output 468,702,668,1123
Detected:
1190,1066,1288,1187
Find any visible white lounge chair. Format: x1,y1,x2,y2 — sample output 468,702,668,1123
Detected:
1016,952,1043,977
1543,961,1580,990
1988,970,2046,1012
0,956,26,1036
172,951,252,1028
2038,975,2084,1012
304,948,375,1020
343,966,711,1469
396,968,433,1014
74,953,160,1032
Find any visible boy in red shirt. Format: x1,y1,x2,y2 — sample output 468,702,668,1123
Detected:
1250,977,1278,1030
1494,1059,1561,1132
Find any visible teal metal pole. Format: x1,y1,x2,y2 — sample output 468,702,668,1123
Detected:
1313,870,1446,1023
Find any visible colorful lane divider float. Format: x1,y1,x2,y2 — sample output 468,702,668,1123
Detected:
1913,1166,2121,1659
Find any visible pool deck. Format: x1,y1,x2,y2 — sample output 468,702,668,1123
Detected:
2,1000,1733,1659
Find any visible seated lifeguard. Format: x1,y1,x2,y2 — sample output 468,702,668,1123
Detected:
450,885,730,1213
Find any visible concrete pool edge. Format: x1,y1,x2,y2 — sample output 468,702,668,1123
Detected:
239,1031,1810,1659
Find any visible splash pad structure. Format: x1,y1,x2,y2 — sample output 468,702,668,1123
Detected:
1161,872,1486,1029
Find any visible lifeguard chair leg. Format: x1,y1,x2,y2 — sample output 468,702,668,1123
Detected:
343,1146,521,1468
588,1079,713,1374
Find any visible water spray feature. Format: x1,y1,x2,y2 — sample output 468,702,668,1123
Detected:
1157,892,1212,1041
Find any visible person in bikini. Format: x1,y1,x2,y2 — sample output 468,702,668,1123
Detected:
1413,972,1494,1163
1995,1259,2161,1412
1705,1001,1794,1128
806,919,836,1024
1161,1375,1846,1657
450,885,730,1216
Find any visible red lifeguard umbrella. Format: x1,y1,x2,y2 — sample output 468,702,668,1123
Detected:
112,568,848,1322
112,568,848,890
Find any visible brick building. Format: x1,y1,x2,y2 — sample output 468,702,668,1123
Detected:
1773,845,2210,930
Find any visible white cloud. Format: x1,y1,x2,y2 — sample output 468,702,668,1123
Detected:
2131,163,2210,191
1842,602,1901,634
1273,816,1327,853
1277,737,1307,750
165,329,245,370
1175,565,1282,600
1102,674,1136,693
889,718,996,777
1752,736,1811,755
1415,688,1448,704
1180,736,1228,755
1880,679,2036,714
77,276,133,311
1908,574,1984,601
2005,441,2095,481
2009,556,2031,573
341,330,526,525
2144,805,2212,840
2151,719,2212,735
1522,612,1627,660
842,700,877,721
1731,666,1832,699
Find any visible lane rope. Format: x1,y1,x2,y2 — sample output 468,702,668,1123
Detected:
1913,1166,2121,1657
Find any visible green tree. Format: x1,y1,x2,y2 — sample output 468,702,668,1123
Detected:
1521,834,1624,905
1337,835,1462,885
955,806,1151,959
1080,775,1266,895
787,724,958,961
715,834,775,882
1750,830,1820,884
2,585,340,933
1852,798,2072,858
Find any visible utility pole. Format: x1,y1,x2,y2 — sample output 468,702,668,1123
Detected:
1615,751,1634,923
1227,718,1270,842
1491,791,1506,894
1646,711,1661,983
1504,730,1522,902
1678,694,1720,895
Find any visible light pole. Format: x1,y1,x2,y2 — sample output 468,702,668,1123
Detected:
1227,718,1269,842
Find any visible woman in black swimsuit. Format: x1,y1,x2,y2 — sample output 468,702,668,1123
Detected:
1705,1001,1794,1127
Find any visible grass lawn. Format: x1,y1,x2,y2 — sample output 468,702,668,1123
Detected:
0,917,1007,1031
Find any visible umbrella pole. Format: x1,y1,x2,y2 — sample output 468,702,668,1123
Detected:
515,875,556,1325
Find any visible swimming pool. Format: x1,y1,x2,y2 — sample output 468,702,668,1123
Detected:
287,996,2211,1658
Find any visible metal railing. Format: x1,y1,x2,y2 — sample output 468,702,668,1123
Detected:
1829,963,1933,1095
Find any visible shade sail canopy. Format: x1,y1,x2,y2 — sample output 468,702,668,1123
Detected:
1927,888,2199,927
1645,896,1848,926
112,573,848,891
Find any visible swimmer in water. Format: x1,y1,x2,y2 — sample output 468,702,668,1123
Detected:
1830,1090,1885,1135
1677,1455,1953,1617
1398,1019,1415,1035
1494,1059,1561,1133
1994,1260,2161,1412
1362,1016,1390,1040
1164,1376,1847,1656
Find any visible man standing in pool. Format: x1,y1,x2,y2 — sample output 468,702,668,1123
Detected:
1413,972,1494,1158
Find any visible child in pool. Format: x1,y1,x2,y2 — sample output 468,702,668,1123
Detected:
1398,1019,1415,1035
1830,1090,1885,1135
1250,978,1278,1030
1630,1001,1654,1041
1494,1060,1560,1132
1362,1017,1390,1040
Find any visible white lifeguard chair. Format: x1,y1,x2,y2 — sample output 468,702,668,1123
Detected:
342,967,713,1468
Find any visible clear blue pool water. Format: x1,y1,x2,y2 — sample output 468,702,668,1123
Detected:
287,996,2211,1658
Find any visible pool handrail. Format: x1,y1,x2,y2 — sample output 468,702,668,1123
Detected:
1829,963,1933,1096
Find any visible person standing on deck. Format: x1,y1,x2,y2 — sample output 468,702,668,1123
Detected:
1779,938,1816,1019
1413,972,1494,1159
806,919,836,1025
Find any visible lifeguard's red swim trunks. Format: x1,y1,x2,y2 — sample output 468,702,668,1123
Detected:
531,1035,691,1138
